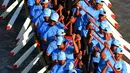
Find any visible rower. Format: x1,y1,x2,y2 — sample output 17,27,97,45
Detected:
30,0,43,23
51,34,81,64
46,29,66,57
27,0,43,8
40,13,59,44
34,8,51,35
99,47,128,73
82,0,104,24
51,51,67,73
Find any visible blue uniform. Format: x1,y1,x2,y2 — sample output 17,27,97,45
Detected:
27,0,35,7
38,22,49,36
27,0,43,7
46,40,58,55
42,25,59,44
56,22,65,29
30,4,43,22
96,56,115,73
83,6,104,22
51,63,67,73
65,42,75,61
71,1,89,32
52,39,74,61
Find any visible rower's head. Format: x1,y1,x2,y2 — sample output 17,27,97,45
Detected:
35,0,41,5
42,0,49,8
95,0,103,10
114,47,123,61
43,8,51,22
58,51,66,65
56,36,65,50
104,27,112,41
49,13,59,26
99,11,106,21
114,61,122,72
57,29,66,36
111,40,120,52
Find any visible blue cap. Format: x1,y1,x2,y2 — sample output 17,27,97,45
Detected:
68,69,77,73
43,8,51,17
112,40,120,47
58,51,66,60
66,62,74,70
57,29,66,36
114,47,123,54
105,27,112,33
100,24,106,30
56,36,64,45
100,10,106,16
42,0,49,3
50,13,59,22
96,0,103,4
114,61,122,71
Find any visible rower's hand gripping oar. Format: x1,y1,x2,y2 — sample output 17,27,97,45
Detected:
91,32,117,62
91,32,118,73
106,60,118,73
63,16,76,29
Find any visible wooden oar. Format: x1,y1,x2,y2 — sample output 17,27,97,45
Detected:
1,0,10,9
13,43,38,69
0,0,21,20
7,0,24,30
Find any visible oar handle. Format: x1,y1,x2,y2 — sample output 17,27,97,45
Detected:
108,62,117,73
54,8,60,13
63,21,71,29
84,0,90,6
73,58,78,69
80,6,96,20
90,20,99,28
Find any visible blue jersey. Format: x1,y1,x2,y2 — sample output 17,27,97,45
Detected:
42,24,59,44
46,40,58,55
30,4,43,22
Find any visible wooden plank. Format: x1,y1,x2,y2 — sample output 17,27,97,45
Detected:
13,43,38,69
21,52,43,73
7,0,24,30
107,15,119,28
113,34,130,51
102,0,112,8
103,3,115,19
